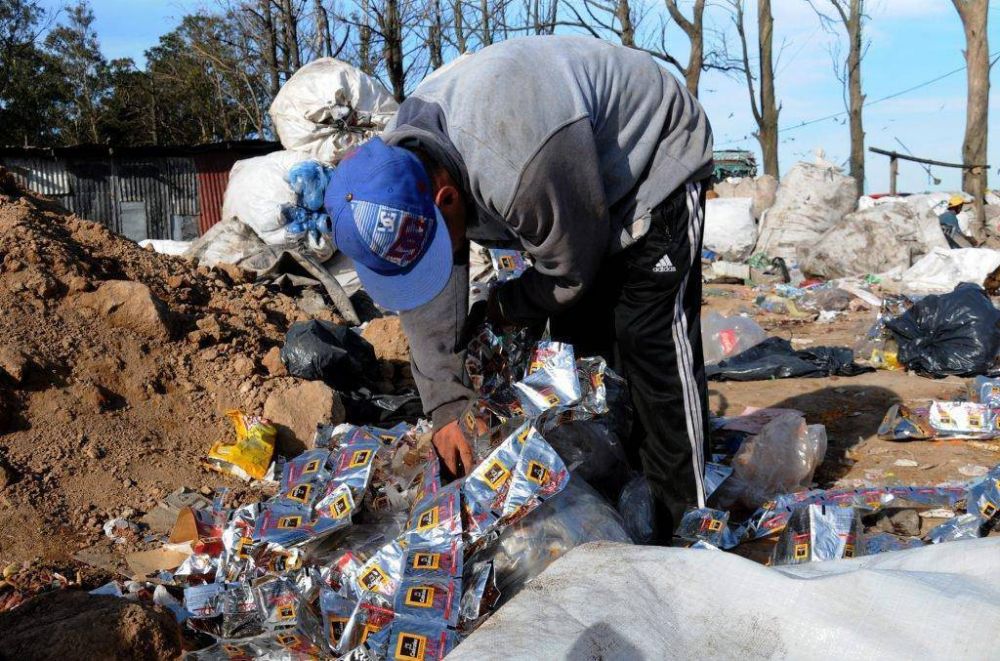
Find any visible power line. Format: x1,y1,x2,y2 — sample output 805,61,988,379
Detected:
778,49,1000,134
715,48,1000,148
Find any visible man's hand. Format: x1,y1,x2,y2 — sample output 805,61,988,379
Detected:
433,420,475,478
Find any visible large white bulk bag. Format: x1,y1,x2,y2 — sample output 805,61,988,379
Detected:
704,197,756,260
755,161,857,262
269,58,398,163
221,150,310,245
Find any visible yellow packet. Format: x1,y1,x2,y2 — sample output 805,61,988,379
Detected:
205,410,276,481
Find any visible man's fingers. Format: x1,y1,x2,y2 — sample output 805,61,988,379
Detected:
441,444,459,476
457,438,474,478
433,433,458,475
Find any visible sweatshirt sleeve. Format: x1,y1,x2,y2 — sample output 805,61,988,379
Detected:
493,117,611,325
399,257,477,429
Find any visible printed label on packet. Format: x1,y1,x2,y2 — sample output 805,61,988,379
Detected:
387,615,457,661
393,578,460,627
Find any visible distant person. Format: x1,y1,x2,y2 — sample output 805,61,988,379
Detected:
938,194,966,248
324,36,714,542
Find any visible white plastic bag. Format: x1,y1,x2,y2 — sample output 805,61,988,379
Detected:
800,202,947,278
138,239,192,256
701,311,768,365
184,218,267,267
752,174,778,220
755,160,857,261
269,58,399,163
221,150,311,245
704,197,756,260
895,247,1000,294
725,412,827,508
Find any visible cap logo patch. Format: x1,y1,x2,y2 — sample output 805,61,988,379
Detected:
352,200,432,267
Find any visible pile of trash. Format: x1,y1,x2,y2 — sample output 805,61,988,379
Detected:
0,167,415,570
681,405,1000,561
88,329,634,659
703,151,1000,300
166,59,402,326
701,307,872,381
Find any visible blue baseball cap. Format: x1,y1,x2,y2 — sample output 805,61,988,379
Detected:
324,138,453,312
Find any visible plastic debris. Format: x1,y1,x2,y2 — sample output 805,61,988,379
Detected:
102,518,139,544
488,249,530,282
281,320,379,390
701,311,768,365
205,411,277,482
706,337,873,381
773,504,863,565
721,412,827,509
887,283,1000,377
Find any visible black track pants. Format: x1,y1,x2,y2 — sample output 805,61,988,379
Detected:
550,180,709,540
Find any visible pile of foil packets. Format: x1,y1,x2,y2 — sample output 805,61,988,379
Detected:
674,468,1000,562
176,328,619,660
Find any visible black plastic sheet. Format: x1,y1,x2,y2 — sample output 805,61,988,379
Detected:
706,337,873,381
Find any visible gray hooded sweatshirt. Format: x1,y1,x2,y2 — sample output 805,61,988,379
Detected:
384,35,713,429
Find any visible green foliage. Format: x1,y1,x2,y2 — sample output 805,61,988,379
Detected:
144,13,270,145
0,0,67,146
0,0,272,147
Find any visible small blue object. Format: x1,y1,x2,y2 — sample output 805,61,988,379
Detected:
281,204,333,237
288,160,333,211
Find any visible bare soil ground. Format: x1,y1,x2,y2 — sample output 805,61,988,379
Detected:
0,169,350,568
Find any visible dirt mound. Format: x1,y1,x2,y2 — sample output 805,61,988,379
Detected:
0,169,350,566
0,589,183,660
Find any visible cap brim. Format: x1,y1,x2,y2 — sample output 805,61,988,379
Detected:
352,208,454,312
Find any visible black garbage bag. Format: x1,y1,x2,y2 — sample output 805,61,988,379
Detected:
341,389,423,426
886,283,1000,377
706,337,873,381
280,320,378,390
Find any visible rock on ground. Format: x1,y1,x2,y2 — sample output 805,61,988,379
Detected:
76,280,172,340
362,315,413,391
264,379,346,454
361,316,410,363
0,590,183,660
262,346,286,376
0,346,29,383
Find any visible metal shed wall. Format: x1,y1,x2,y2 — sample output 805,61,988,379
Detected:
1,141,280,240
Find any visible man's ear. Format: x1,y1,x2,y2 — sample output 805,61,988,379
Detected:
434,184,460,211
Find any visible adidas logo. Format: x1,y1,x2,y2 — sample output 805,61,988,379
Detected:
653,254,676,273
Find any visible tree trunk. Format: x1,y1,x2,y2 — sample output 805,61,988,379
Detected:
845,0,865,196
383,0,405,100
480,0,491,46
453,0,467,52
359,0,373,74
280,0,301,71
616,0,634,47
428,0,443,68
665,0,705,97
259,0,281,96
546,0,558,34
953,0,990,239
758,0,779,177
315,0,332,57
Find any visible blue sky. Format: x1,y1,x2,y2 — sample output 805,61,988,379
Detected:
39,0,1000,193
